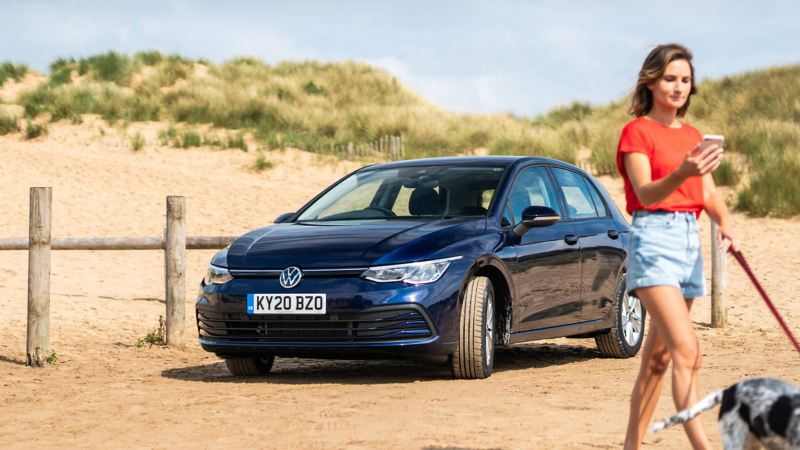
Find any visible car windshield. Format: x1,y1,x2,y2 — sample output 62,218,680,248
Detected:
296,165,506,221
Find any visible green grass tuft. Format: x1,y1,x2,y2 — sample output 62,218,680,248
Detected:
0,61,29,86
253,154,273,171
80,51,135,85
532,101,593,128
46,350,58,364
303,80,325,95
135,316,166,348
181,130,202,148
131,132,145,151
0,113,20,135
134,50,164,66
712,159,741,187
49,66,73,86
25,121,47,139
227,132,247,151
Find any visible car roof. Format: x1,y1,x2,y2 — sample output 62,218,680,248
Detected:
361,156,571,171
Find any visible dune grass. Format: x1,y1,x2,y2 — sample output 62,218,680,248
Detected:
25,121,47,139
13,51,800,215
252,154,273,172
19,52,574,162
130,132,145,151
0,113,20,135
712,159,741,187
0,61,29,86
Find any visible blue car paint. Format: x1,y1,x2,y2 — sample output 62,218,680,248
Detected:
196,156,629,359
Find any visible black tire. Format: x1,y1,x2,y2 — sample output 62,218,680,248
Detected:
451,276,495,379
224,355,275,376
595,273,645,358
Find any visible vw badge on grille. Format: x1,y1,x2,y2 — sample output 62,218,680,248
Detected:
279,266,303,289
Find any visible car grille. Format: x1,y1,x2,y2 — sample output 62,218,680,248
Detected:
197,307,434,344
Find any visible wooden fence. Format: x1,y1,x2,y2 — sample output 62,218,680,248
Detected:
3,186,728,367
310,135,405,160
576,160,617,176
0,188,236,366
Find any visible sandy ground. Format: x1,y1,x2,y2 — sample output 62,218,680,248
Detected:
1,120,799,449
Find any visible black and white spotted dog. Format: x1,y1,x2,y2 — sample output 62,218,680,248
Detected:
650,378,800,449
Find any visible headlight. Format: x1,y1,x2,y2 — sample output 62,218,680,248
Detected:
204,264,232,285
362,256,462,285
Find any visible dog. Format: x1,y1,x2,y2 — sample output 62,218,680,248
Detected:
650,378,800,449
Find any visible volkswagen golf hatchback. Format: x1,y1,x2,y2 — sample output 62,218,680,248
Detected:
196,156,643,379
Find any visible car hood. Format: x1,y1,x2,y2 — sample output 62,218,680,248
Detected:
226,218,486,269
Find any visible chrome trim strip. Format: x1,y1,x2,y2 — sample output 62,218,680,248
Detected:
229,269,282,276
229,267,369,276
305,268,369,273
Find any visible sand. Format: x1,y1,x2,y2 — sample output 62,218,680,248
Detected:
1,119,798,449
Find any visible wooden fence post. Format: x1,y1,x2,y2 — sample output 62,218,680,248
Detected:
399,135,404,159
27,187,52,367
165,196,186,346
711,222,727,327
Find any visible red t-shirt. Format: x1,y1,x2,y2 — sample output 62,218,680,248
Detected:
616,117,704,217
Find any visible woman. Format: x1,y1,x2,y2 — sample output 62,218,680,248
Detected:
618,44,739,449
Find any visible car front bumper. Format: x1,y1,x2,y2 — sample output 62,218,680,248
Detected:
195,267,466,358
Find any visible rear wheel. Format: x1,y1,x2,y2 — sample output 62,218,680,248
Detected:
224,355,275,376
595,273,645,358
451,276,495,379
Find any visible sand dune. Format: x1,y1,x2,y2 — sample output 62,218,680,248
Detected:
1,121,798,449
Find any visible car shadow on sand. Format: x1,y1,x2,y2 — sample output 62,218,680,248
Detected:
160,342,601,384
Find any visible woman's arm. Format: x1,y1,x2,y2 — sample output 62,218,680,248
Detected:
703,173,739,250
623,143,724,207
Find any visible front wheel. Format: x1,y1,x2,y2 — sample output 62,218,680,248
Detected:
595,273,645,358
451,276,495,379
224,355,275,376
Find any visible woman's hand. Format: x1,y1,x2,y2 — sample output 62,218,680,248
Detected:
717,219,739,252
676,142,724,178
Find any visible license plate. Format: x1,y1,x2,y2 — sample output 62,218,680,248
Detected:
247,294,327,314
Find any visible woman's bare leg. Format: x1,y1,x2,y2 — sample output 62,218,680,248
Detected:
623,296,698,449
633,286,709,449
623,318,670,449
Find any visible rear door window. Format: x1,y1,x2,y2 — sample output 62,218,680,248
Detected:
585,178,609,217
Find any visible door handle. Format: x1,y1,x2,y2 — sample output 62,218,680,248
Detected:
607,230,620,239
564,234,579,245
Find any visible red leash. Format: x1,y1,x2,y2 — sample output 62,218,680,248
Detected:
729,248,800,355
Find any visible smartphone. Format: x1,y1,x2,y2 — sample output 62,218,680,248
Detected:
693,134,725,156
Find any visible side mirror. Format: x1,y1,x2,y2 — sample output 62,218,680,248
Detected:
274,212,295,223
513,206,560,236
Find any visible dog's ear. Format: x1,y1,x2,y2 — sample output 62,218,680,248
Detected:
767,395,793,437
719,384,738,420
753,416,768,438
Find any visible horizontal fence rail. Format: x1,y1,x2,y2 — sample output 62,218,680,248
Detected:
0,236,236,251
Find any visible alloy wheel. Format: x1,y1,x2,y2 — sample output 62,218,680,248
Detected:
621,291,643,347
485,299,494,367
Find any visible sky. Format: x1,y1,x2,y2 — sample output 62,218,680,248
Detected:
2,0,799,117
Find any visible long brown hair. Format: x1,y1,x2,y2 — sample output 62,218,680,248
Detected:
629,43,697,117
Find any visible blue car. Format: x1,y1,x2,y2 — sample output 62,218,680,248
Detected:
196,156,643,379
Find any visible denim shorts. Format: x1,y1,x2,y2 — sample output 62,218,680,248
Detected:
627,210,706,299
